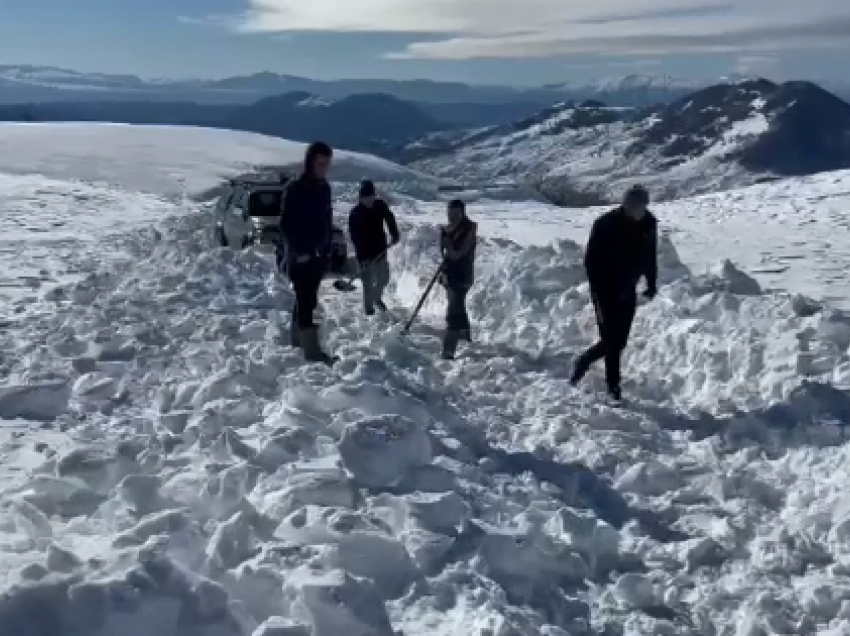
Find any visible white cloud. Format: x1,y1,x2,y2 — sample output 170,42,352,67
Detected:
735,55,779,74
236,0,850,59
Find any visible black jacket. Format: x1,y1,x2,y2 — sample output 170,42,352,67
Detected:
441,218,476,288
280,173,333,263
348,199,400,261
584,206,658,299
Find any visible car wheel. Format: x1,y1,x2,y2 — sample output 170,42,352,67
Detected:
215,227,228,247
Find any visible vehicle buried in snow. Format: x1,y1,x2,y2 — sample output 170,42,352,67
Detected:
212,172,350,277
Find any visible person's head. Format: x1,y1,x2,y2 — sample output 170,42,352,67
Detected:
359,180,376,207
447,199,466,226
623,184,649,219
304,141,333,179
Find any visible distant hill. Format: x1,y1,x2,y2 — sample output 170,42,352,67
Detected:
0,92,443,152
408,80,850,204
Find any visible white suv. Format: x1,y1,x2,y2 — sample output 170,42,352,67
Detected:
213,173,351,276
213,174,289,249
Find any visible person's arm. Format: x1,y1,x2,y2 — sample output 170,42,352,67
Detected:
445,222,476,260
322,182,333,257
382,202,401,245
348,207,363,253
281,182,308,256
644,217,658,294
584,217,611,293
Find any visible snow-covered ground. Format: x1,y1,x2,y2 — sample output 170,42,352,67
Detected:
2,124,850,635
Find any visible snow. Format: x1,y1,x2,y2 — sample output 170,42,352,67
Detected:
1,123,850,635
407,169,850,309
0,123,432,199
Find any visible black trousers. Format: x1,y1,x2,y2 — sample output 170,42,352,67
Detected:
289,259,325,330
576,292,637,390
445,285,471,332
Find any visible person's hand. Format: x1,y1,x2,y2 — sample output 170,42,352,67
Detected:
643,286,657,300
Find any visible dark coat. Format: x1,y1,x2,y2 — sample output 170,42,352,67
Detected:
584,206,658,299
279,173,333,265
348,199,400,261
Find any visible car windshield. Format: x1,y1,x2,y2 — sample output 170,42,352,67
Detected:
248,190,283,217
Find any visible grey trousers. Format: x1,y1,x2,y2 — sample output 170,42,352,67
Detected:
361,258,390,310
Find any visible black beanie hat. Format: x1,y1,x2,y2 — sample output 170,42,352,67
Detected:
624,184,650,206
359,180,376,197
448,198,465,212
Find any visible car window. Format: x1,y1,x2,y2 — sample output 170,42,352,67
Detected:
249,190,283,216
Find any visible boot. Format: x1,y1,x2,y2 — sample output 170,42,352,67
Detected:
441,330,461,360
300,328,335,365
363,289,375,316
570,357,589,387
289,316,301,348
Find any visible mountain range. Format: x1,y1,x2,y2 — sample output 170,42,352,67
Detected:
2,65,850,206
408,80,850,204
6,64,848,107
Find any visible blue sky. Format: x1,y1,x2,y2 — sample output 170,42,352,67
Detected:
0,0,847,85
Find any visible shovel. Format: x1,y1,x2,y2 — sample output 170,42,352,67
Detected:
401,261,445,335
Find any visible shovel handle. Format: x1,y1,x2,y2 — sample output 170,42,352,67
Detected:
402,261,445,334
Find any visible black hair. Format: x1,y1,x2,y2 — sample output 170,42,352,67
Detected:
304,141,333,174
624,184,650,206
447,199,466,211
359,180,376,197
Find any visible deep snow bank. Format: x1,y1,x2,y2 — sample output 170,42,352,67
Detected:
0,123,434,199
2,201,850,636
388,222,850,415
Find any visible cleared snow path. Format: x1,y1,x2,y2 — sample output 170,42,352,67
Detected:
1,187,850,636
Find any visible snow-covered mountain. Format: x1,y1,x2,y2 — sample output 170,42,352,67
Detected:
0,64,764,108
2,122,850,635
543,73,719,106
412,79,850,204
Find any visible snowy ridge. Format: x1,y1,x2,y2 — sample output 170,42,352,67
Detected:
0,123,435,199
1,162,850,635
546,74,706,94
414,79,850,204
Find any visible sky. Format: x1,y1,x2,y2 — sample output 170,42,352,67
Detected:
0,0,848,85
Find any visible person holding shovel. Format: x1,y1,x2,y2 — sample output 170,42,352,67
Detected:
439,199,477,360
348,180,400,315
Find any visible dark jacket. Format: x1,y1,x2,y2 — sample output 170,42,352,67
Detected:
279,173,333,264
348,199,400,262
441,217,476,288
584,206,657,299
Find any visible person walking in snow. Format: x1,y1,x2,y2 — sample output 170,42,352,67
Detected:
348,180,400,315
570,184,658,400
279,141,336,365
439,199,477,360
